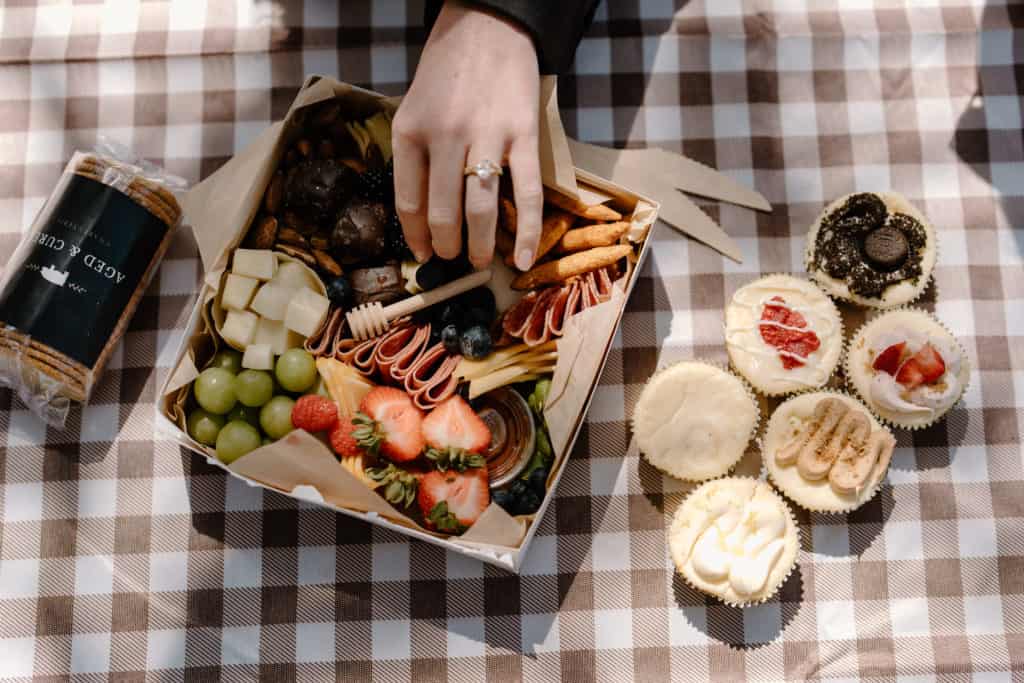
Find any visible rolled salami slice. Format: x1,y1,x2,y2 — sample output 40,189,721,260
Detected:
502,290,540,339
523,287,561,346
404,343,460,410
545,284,573,338
378,324,432,383
305,308,344,356
337,336,379,376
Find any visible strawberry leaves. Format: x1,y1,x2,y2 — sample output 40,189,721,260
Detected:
426,501,466,534
365,463,418,508
425,447,486,473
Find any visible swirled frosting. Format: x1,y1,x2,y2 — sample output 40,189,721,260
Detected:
867,328,963,420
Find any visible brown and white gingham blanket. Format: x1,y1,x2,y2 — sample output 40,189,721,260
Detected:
1,1,1021,680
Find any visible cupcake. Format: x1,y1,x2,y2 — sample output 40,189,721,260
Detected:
724,274,843,396
633,361,758,482
668,478,798,606
846,309,968,429
763,391,895,513
805,192,937,308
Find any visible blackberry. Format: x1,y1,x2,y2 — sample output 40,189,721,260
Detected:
384,212,412,260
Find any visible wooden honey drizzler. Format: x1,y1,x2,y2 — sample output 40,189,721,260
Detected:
345,269,493,340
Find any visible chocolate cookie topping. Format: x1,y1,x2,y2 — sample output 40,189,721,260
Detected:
810,193,927,299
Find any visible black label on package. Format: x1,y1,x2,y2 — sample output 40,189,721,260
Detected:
0,174,168,368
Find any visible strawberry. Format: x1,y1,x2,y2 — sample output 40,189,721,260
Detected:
329,420,362,458
355,387,425,462
417,467,490,533
872,342,906,376
896,343,945,389
758,296,820,370
421,395,492,454
291,395,339,433
894,359,925,389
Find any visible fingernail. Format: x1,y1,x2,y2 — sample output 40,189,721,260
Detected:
414,249,430,264
516,249,534,270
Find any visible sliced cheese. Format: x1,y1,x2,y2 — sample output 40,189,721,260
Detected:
242,343,274,370
455,341,557,381
222,273,259,312
232,248,277,280
468,362,556,399
272,260,319,291
249,283,292,321
285,286,330,337
221,309,259,349
316,357,374,418
253,317,304,355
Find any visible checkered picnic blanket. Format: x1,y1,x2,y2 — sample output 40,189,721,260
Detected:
1,1,1022,680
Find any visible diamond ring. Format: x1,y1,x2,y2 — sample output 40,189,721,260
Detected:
463,159,503,180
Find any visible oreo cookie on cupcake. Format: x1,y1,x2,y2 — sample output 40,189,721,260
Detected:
805,192,936,308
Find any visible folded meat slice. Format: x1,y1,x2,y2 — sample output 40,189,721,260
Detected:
404,343,461,410
502,290,540,339
336,336,380,376
305,308,343,356
523,286,562,346
544,284,573,338
593,266,615,302
375,324,431,382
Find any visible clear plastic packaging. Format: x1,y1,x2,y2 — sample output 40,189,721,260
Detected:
0,139,187,426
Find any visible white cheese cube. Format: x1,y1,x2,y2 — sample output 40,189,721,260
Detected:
272,261,319,292
284,287,330,337
249,283,292,321
253,317,304,355
221,310,259,349
221,273,259,312
232,249,277,281
241,343,274,370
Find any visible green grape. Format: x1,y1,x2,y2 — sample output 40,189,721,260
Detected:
187,408,225,446
275,349,317,393
260,395,295,440
226,404,261,427
215,420,262,464
208,349,243,374
194,367,238,414
234,369,274,407
262,437,273,446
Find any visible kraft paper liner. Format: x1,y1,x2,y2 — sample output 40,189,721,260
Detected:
843,307,969,431
804,191,939,310
210,251,327,352
724,273,845,398
761,390,894,514
158,76,660,564
669,477,799,608
631,359,761,483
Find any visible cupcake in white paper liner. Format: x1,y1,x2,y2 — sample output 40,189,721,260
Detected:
762,390,895,514
844,308,969,430
724,273,844,396
805,191,937,309
632,360,760,483
668,477,799,607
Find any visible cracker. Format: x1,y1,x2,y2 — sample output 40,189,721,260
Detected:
511,244,632,290
543,188,622,221
556,221,629,253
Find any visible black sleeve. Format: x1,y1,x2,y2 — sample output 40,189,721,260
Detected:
424,0,601,74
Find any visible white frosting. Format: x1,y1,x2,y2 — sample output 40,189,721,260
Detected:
764,392,890,512
634,363,757,481
725,275,842,395
805,192,937,308
669,479,797,604
848,311,969,428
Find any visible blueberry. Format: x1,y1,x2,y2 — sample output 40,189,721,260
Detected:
461,287,496,316
325,276,352,307
460,325,492,360
527,467,549,496
415,258,446,291
514,488,542,515
429,325,443,348
509,480,528,499
467,307,493,327
441,324,461,355
436,303,464,330
492,489,514,513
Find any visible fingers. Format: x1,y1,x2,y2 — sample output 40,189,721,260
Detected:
508,134,543,271
426,141,468,260
392,133,431,262
464,147,507,270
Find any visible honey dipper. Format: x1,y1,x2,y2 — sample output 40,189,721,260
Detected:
346,269,493,340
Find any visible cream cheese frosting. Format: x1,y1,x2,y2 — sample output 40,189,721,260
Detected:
725,274,842,395
805,192,937,308
847,310,968,428
764,392,895,512
633,362,758,482
669,478,798,605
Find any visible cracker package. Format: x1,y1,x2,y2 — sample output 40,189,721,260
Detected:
0,141,186,426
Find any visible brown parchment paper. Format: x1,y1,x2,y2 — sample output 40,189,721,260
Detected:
158,75,659,568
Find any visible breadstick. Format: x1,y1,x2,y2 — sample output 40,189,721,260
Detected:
556,221,630,253
543,187,622,221
534,210,575,262
498,196,518,234
495,227,515,258
511,244,632,290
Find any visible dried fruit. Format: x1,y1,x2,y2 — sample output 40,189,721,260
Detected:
248,215,278,250
313,249,343,277
284,159,357,225
331,197,389,264
264,171,284,214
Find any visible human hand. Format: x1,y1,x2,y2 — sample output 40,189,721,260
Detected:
392,1,542,271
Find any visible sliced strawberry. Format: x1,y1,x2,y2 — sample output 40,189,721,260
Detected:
872,342,906,376
417,467,490,533
421,395,492,454
907,343,945,384
758,296,820,369
329,420,362,458
356,387,425,463
895,358,925,389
